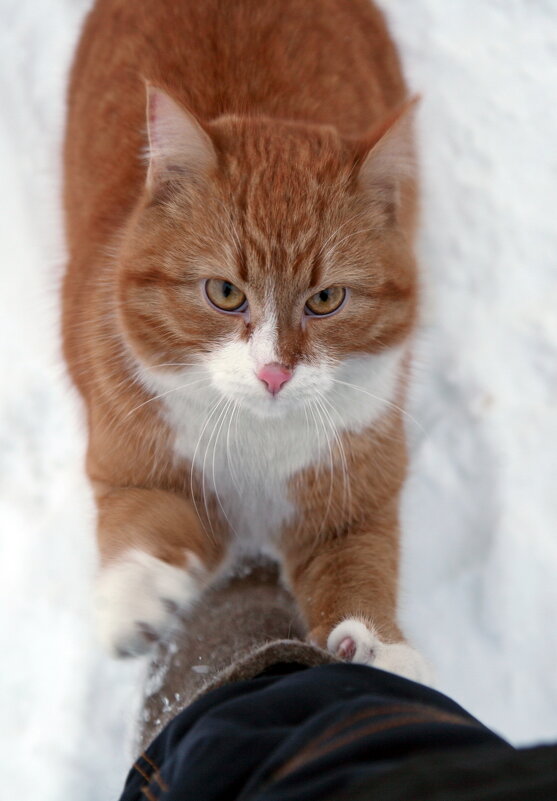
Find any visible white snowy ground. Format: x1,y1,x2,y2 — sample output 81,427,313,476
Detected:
0,1,556,799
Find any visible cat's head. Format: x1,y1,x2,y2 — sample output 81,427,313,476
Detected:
117,87,418,419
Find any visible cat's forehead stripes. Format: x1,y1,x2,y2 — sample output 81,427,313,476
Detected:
214,119,350,284
236,248,249,283
234,243,325,295
308,253,324,289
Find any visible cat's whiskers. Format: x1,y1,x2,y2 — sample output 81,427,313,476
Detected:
74,376,153,446
123,378,212,419
201,397,228,535
226,401,242,495
311,398,336,545
298,400,330,549
85,372,149,439
233,397,242,469
290,402,316,544
323,225,383,263
144,361,204,370
199,398,227,541
82,366,179,465
86,405,161,467
72,369,134,398
202,395,242,540
315,211,367,259
68,342,129,379
329,377,424,434
210,398,239,537
316,391,353,523
189,396,224,543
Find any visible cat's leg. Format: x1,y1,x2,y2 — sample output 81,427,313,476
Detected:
282,506,433,685
93,485,225,657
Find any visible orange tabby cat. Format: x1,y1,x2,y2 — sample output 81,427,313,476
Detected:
63,0,430,681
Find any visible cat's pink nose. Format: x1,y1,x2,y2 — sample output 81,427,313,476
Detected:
257,363,292,396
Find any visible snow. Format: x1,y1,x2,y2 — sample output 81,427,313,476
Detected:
1,0,556,798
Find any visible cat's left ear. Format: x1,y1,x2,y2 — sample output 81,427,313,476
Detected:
145,83,216,193
354,96,420,217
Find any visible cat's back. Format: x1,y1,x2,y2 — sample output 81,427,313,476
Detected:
70,0,404,127
65,0,405,247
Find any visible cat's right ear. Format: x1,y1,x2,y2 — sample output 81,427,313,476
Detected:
145,84,216,193
353,96,419,221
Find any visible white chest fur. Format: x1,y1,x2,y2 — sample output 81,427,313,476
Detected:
144,346,404,553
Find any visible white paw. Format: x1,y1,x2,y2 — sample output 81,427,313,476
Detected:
95,549,203,658
327,618,434,686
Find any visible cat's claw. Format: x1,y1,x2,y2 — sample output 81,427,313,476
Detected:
95,549,202,657
328,618,434,686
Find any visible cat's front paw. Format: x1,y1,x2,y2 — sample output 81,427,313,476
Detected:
95,549,204,657
327,618,434,686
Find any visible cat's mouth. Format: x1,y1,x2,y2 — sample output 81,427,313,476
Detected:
232,385,305,419
216,364,336,420
242,395,303,418
213,372,322,420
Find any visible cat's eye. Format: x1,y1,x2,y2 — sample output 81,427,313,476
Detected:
204,279,247,313
305,286,347,317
